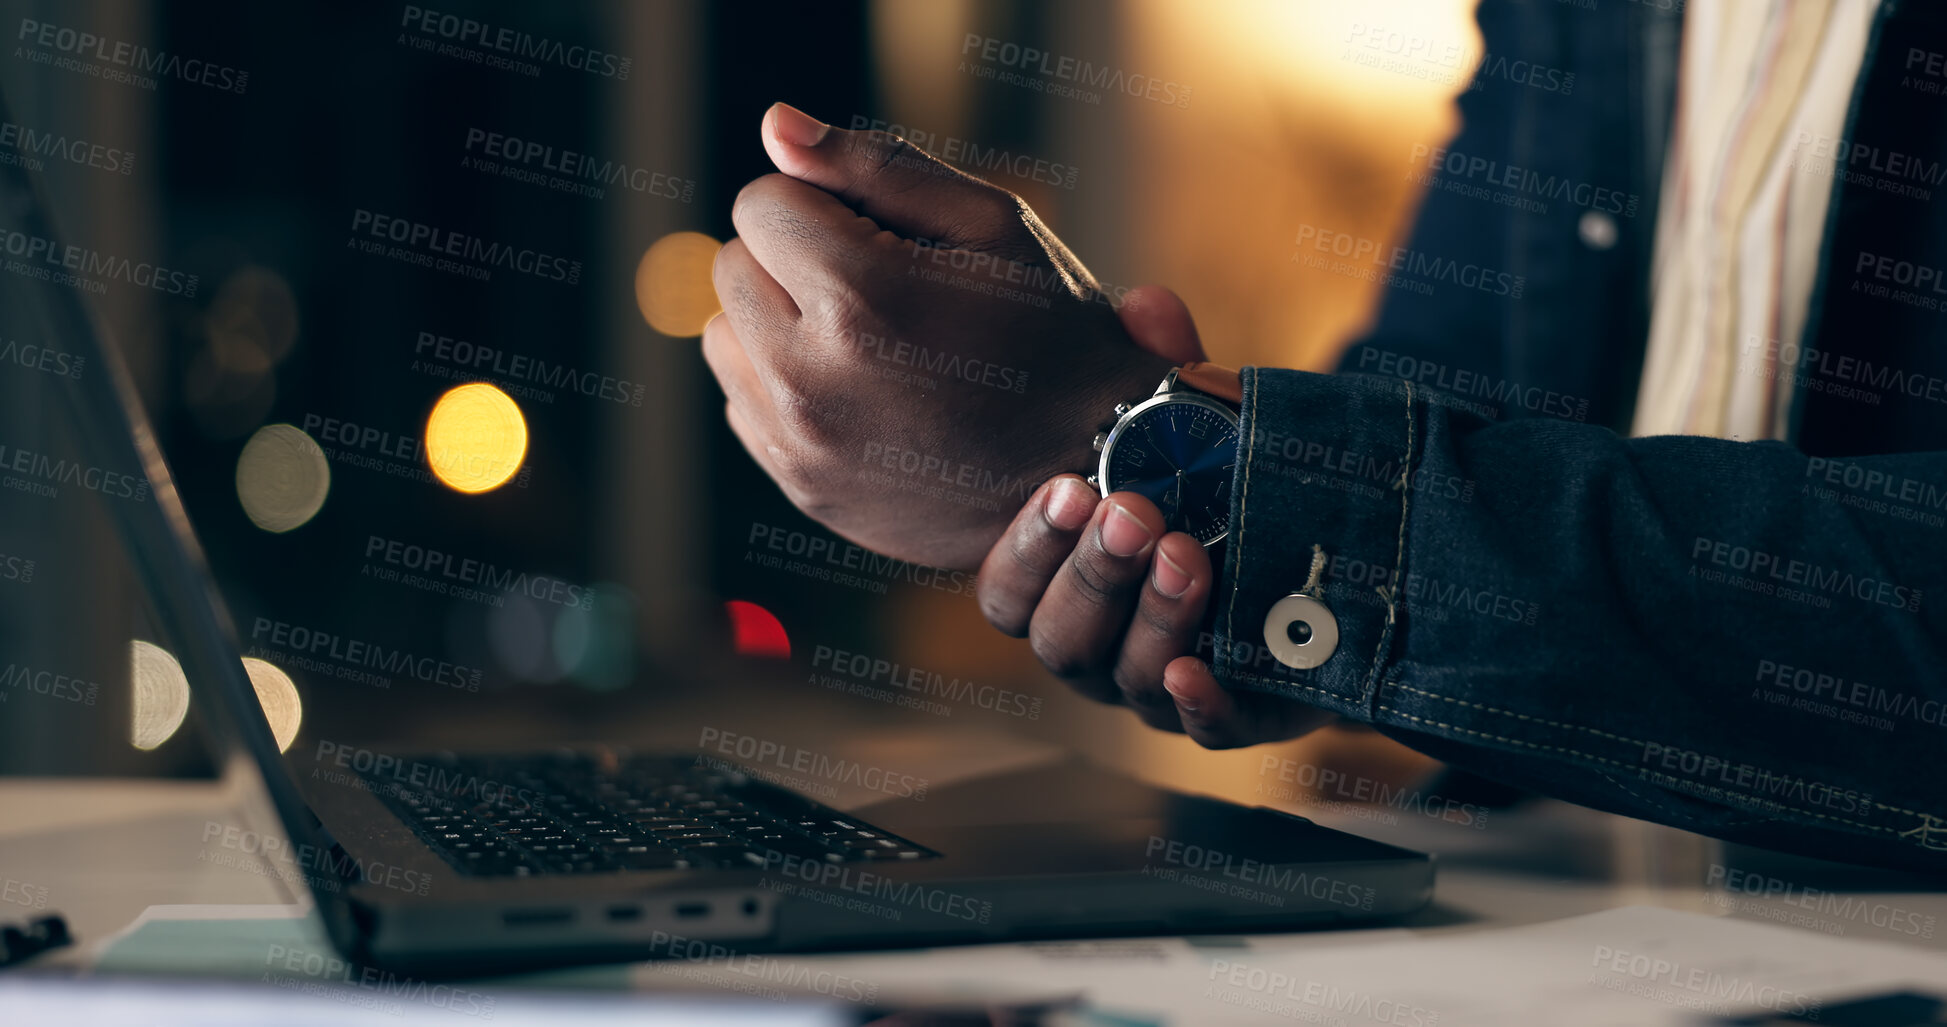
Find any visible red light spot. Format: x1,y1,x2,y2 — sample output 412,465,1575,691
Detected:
724,600,790,660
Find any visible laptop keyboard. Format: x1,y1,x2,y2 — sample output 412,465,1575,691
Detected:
365,751,936,877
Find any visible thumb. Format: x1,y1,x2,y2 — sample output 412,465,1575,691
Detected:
1115,285,1206,364
762,102,1029,254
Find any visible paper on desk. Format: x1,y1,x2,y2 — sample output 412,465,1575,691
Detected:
1045,906,1947,1026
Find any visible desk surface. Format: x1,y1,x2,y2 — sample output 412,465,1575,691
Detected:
5,747,1946,1023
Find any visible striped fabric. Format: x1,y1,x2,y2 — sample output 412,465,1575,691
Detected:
1631,0,1882,442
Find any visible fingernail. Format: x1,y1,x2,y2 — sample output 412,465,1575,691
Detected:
769,103,829,148
1152,549,1192,598
1045,477,1095,532
1099,501,1154,558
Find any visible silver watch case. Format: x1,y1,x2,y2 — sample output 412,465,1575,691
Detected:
1087,371,1241,547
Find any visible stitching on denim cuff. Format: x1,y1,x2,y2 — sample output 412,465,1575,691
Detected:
1392,682,1942,826
1360,380,1415,711
1376,703,1900,837
1221,368,1259,681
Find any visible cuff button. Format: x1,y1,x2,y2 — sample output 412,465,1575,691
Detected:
1263,593,1339,670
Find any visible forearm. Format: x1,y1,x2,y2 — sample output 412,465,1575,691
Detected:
1215,367,1947,869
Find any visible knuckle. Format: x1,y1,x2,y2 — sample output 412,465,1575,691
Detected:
977,590,1028,638
1065,552,1122,608
1029,631,1094,680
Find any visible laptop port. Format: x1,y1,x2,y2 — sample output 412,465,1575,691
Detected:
674,902,711,919
605,905,642,922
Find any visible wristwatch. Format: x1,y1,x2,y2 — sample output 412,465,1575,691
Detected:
1088,362,1242,547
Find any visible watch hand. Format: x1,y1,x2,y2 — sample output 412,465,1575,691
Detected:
1145,425,1179,471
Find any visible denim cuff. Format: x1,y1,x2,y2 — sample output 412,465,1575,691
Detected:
1214,367,1417,719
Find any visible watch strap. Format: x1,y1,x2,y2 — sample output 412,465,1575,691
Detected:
1176,361,1242,404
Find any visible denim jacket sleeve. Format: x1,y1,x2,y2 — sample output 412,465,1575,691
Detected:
1217,366,1947,871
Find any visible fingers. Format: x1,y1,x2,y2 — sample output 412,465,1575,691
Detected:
977,476,1100,638
1026,491,1165,707
730,171,887,315
1110,533,1213,729
760,102,1031,255
712,236,800,332
1162,657,1334,750
1114,285,1206,364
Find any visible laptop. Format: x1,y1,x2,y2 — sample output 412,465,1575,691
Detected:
0,88,1432,979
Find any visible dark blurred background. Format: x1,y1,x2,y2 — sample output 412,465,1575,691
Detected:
0,0,1475,810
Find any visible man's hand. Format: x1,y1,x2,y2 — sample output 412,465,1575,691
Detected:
706,103,1174,570
977,478,1336,749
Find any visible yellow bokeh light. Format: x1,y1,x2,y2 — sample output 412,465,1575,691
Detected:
236,423,331,532
425,382,528,494
242,657,302,753
635,231,723,337
130,640,191,751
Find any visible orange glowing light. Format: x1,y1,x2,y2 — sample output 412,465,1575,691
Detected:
425,382,528,493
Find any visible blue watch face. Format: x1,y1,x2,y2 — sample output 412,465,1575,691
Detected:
1102,398,1238,546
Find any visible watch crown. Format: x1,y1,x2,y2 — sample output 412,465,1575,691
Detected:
1091,432,1107,452
1113,402,1132,417
1085,474,1098,488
